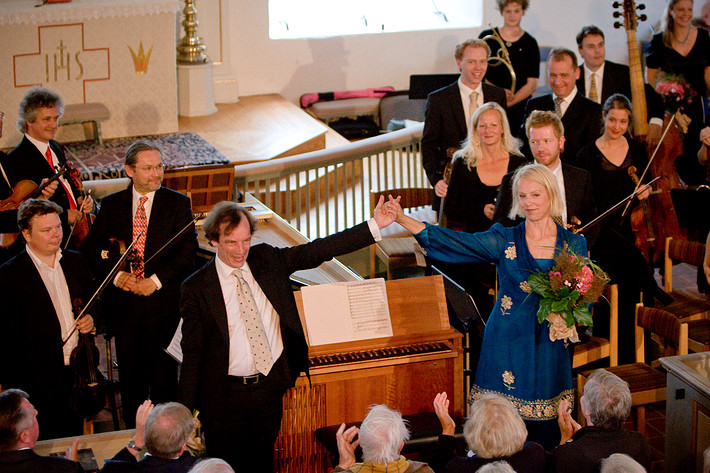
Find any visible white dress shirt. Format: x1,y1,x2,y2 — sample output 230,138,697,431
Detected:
215,219,383,376
26,246,78,364
25,133,77,207
459,78,483,133
553,88,578,118
549,160,567,226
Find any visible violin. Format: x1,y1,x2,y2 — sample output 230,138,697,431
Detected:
0,165,68,249
68,297,107,419
64,167,95,248
627,166,657,262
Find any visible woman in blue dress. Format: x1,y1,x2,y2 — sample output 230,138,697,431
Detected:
386,163,587,450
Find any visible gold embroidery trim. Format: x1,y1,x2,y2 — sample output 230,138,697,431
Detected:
469,385,575,421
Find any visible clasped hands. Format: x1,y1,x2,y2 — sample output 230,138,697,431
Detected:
116,271,157,296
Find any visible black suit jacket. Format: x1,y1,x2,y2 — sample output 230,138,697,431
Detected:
6,136,80,221
0,450,83,473
177,222,376,424
98,448,197,473
0,150,18,234
0,249,93,439
577,60,664,121
523,93,602,165
421,81,508,190
81,186,197,343
492,163,598,246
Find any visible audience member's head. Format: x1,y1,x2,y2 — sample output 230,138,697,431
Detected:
464,394,527,459
358,405,410,463
704,445,710,473
581,369,632,430
189,458,235,473
0,389,38,452
16,86,64,136
509,163,564,220
600,453,647,473
144,402,194,458
476,461,517,473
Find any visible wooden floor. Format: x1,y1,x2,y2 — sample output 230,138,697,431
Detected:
178,94,349,165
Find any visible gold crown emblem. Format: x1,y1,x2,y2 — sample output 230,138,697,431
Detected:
128,41,153,74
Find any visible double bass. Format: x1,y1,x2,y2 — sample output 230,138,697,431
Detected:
615,0,686,266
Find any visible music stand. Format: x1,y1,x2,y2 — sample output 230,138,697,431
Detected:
408,74,460,100
431,265,487,416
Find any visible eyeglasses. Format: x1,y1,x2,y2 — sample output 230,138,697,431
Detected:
133,163,165,172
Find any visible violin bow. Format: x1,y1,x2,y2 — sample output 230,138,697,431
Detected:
142,214,203,267
62,232,143,345
63,189,93,250
620,114,677,219
576,177,660,235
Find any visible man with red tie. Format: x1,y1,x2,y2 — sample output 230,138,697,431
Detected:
6,87,92,249
82,140,198,428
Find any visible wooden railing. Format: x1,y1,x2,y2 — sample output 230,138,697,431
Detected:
233,124,428,239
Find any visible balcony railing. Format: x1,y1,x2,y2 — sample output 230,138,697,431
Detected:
234,124,428,240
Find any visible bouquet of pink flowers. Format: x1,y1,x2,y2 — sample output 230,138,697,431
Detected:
655,74,696,112
527,245,609,343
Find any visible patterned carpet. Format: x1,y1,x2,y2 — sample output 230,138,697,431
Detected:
63,132,230,181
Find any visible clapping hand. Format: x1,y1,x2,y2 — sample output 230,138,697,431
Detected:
335,423,360,470
557,399,581,444
433,392,456,436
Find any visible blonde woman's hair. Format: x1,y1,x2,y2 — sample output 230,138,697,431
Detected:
463,393,527,458
508,163,564,220
454,102,523,170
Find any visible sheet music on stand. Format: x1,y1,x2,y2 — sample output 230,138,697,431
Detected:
301,278,393,346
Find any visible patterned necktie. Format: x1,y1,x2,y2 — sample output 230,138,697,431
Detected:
233,269,273,375
554,96,564,117
132,196,148,278
589,74,599,103
468,91,480,130
45,146,77,209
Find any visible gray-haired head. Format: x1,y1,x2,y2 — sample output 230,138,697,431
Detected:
144,402,194,458
582,369,632,430
600,453,647,473
358,404,410,463
16,87,64,134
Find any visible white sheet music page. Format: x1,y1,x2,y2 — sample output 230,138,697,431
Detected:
301,278,392,346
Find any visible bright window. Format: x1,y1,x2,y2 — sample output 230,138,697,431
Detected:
268,0,483,39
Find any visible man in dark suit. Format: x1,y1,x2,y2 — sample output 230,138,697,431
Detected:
99,401,198,473
522,48,602,165
422,38,507,210
0,200,95,440
82,141,198,428
575,25,664,146
5,87,92,248
0,389,84,473
493,110,597,246
177,199,397,473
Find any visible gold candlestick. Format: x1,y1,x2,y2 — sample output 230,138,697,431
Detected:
177,0,208,64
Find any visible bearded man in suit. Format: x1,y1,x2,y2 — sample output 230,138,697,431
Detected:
82,140,197,428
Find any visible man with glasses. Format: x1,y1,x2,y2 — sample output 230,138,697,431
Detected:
82,140,198,427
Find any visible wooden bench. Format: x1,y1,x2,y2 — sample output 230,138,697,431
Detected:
60,103,111,144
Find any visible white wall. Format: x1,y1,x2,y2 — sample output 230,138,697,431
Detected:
219,0,672,105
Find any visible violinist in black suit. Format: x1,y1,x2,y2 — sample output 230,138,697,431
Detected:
522,48,602,165
82,140,197,428
575,25,664,146
0,200,95,440
5,88,92,249
177,199,397,473
0,389,84,472
422,38,507,211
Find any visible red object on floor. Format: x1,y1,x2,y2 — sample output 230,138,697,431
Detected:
300,87,395,108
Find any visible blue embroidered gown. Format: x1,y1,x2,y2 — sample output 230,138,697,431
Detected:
414,221,587,422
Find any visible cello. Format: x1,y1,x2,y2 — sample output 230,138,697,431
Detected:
615,0,686,266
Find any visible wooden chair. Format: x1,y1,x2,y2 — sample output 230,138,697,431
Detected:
573,284,619,369
662,236,710,322
577,303,688,434
370,188,431,279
